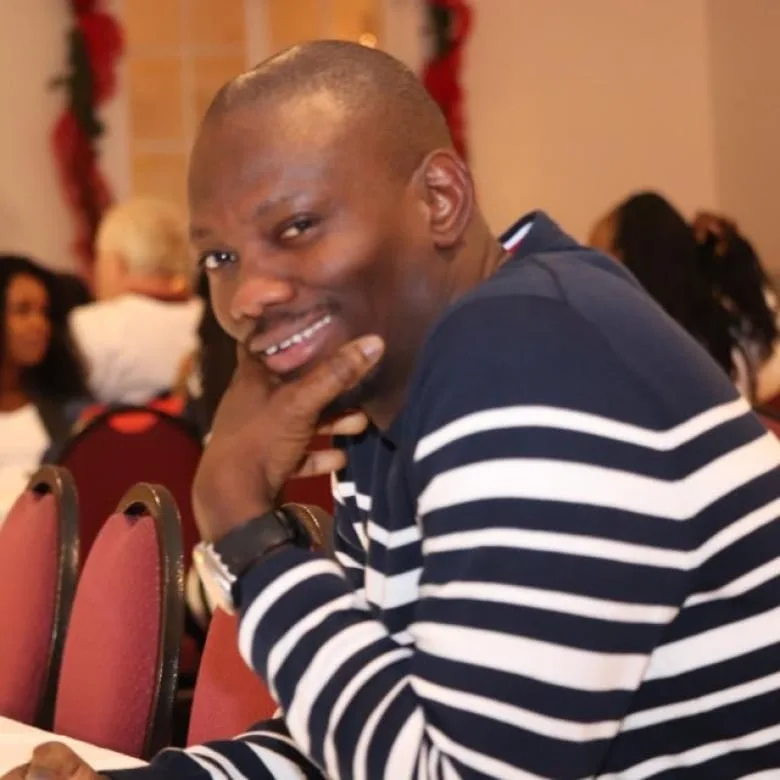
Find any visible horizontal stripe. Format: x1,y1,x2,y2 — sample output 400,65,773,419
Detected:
685,555,780,608
187,747,248,780
323,646,413,773
415,397,749,462
424,527,689,570
366,566,422,609
334,549,362,570
367,519,421,548
288,621,389,756
427,723,545,780
599,721,780,780
645,604,780,682
413,675,619,743
353,678,407,780
245,744,308,780
622,668,780,733
419,581,677,624
693,496,780,565
385,709,425,780
412,621,647,692
239,559,342,665
267,593,358,692
418,434,779,521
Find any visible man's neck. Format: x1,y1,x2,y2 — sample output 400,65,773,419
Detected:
364,225,507,432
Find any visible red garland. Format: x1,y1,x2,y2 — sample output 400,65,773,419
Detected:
52,0,123,278
421,0,473,160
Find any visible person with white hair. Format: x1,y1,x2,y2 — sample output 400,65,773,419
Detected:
70,196,203,405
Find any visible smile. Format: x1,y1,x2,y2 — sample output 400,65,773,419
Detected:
262,314,333,357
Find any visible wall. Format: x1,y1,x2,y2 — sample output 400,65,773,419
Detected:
0,0,128,271
707,0,780,275
434,0,718,240
123,0,248,212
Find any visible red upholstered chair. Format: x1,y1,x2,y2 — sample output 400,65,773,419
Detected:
0,467,78,728
281,436,334,515
187,608,277,746
757,408,780,439
56,405,202,565
53,483,185,759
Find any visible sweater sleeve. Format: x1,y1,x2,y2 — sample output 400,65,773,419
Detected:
105,717,324,779
226,296,719,779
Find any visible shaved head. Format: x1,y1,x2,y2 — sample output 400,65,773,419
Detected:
189,40,495,427
202,39,453,180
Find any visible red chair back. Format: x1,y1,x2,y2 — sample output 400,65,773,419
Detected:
57,406,202,565
0,467,78,728
187,608,277,746
758,409,780,439
54,483,184,758
281,436,334,515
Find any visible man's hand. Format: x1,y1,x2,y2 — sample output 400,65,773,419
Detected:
192,334,384,542
1,742,102,780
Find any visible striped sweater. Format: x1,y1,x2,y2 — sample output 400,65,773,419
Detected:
113,212,780,779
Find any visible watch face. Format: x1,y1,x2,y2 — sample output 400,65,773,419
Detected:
192,543,237,616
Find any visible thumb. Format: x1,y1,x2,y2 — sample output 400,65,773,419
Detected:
27,744,92,780
282,335,385,421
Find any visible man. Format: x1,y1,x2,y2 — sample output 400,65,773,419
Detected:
70,196,202,405
12,41,780,780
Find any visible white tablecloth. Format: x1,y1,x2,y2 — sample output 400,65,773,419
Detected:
0,716,146,773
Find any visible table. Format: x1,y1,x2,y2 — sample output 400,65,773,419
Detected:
0,716,146,774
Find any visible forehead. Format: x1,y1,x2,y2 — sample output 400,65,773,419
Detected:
188,95,391,217
7,273,47,301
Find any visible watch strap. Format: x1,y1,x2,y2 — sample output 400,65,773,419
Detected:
213,506,307,580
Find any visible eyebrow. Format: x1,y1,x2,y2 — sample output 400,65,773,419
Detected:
189,192,308,242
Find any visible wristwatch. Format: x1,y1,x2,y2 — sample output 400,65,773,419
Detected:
193,504,323,614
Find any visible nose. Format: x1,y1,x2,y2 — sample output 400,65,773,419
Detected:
229,271,296,322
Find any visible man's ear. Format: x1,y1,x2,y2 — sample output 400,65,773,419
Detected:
417,149,474,250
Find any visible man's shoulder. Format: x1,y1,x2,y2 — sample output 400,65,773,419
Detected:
411,247,738,430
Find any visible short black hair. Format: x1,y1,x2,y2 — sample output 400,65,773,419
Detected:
203,40,454,180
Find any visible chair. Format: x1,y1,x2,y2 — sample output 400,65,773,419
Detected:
281,436,334,515
56,405,202,564
53,483,185,759
757,406,780,439
0,466,78,728
187,608,277,746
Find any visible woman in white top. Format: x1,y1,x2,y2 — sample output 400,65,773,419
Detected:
589,192,779,403
0,256,90,521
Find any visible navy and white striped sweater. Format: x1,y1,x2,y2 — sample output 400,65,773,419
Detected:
114,212,780,779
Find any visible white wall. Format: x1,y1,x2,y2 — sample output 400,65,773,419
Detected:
0,0,127,272
707,0,780,275
419,0,719,241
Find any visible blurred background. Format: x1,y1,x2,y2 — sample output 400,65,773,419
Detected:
2,0,778,280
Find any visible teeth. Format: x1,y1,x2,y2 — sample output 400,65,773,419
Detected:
264,315,331,357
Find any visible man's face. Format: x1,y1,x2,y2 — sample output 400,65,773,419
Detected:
188,97,445,411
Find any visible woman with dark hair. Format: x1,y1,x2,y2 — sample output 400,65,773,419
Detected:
0,255,91,520
589,192,779,401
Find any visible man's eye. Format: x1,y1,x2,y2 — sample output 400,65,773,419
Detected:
200,251,237,271
279,217,315,241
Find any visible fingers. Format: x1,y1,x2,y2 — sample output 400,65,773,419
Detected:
294,448,348,479
283,335,385,423
316,411,370,436
25,743,87,779
0,763,28,780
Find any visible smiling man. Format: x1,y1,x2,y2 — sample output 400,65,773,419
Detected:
10,40,780,780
